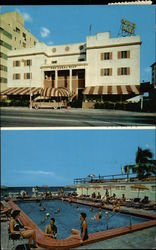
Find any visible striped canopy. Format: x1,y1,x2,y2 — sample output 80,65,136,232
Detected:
83,85,140,95
0,87,70,97
0,87,42,96
41,87,70,97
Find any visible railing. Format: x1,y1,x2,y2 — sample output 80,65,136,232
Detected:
74,173,138,184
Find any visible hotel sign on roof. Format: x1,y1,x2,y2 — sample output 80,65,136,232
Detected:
121,18,136,35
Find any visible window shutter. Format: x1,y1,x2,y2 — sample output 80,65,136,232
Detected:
127,67,130,75
101,69,104,76
117,68,121,75
24,73,26,79
127,50,130,58
101,53,104,60
110,52,112,60
13,61,15,67
24,60,26,66
109,68,112,76
30,73,32,79
118,51,121,59
30,60,32,66
13,74,15,80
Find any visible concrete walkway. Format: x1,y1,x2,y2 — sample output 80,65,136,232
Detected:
75,226,156,249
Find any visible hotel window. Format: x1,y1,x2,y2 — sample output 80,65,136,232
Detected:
13,73,20,80
118,50,130,59
121,186,126,190
101,52,112,60
23,32,26,41
101,68,112,76
24,59,32,66
0,65,7,72
118,67,130,76
16,27,20,33
151,186,156,191
115,186,120,190
13,61,21,67
24,73,32,79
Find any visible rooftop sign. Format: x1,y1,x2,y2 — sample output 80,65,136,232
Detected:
121,18,136,35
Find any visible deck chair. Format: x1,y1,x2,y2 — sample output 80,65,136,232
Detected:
7,226,28,250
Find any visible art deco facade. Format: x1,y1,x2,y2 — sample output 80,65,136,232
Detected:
2,32,141,100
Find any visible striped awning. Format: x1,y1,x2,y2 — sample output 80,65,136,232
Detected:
0,87,42,96
41,87,70,97
83,85,140,95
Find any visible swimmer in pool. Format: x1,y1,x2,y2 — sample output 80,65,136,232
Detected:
45,217,57,239
40,206,46,211
94,207,103,221
54,208,60,214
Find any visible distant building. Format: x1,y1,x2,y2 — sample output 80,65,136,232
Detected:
151,62,156,87
1,32,141,102
0,11,38,91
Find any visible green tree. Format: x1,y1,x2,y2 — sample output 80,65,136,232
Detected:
124,147,156,180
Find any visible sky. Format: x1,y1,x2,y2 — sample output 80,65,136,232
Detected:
0,5,155,82
1,129,155,187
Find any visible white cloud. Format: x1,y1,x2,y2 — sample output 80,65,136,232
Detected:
15,8,32,23
47,41,54,45
40,27,50,38
15,170,67,181
22,13,32,23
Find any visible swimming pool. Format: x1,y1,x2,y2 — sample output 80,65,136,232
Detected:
17,199,149,240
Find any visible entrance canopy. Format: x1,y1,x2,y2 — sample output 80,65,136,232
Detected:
41,87,70,97
83,85,140,95
0,87,42,96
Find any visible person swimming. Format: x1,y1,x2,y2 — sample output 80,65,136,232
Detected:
40,206,46,211
94,207,103,221
40,213,50,224
54,208,60,214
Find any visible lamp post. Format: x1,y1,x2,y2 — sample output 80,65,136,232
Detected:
28,60,32,110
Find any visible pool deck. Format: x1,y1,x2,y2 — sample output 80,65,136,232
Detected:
1,198,156,250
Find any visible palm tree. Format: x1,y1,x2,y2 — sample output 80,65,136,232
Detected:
124,147,156,180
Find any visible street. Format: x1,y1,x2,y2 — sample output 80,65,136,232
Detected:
1,107,156,127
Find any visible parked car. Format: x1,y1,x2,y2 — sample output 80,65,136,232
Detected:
32,97,67,109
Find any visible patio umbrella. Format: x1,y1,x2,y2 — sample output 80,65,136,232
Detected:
131,184,149,198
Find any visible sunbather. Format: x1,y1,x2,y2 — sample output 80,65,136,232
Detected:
9,210,38,248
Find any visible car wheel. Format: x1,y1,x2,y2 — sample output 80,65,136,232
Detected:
35,105,39,110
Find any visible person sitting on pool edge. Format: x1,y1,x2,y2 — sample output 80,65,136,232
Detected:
72,212,88,242
113,199,120,212
45,217,57,239
9,210,38,248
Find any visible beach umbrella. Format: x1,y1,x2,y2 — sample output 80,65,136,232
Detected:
131,184,149,198
88,173,95,179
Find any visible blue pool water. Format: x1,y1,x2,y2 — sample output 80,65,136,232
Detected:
17,200,149,239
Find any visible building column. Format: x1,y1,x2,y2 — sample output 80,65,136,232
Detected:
69,69,72,92
55,70,58,88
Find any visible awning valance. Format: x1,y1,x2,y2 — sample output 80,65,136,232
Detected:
83,85,140,95
0,87,42,96
41,87,70,97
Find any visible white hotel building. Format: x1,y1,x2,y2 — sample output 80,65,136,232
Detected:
1,32,141,102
